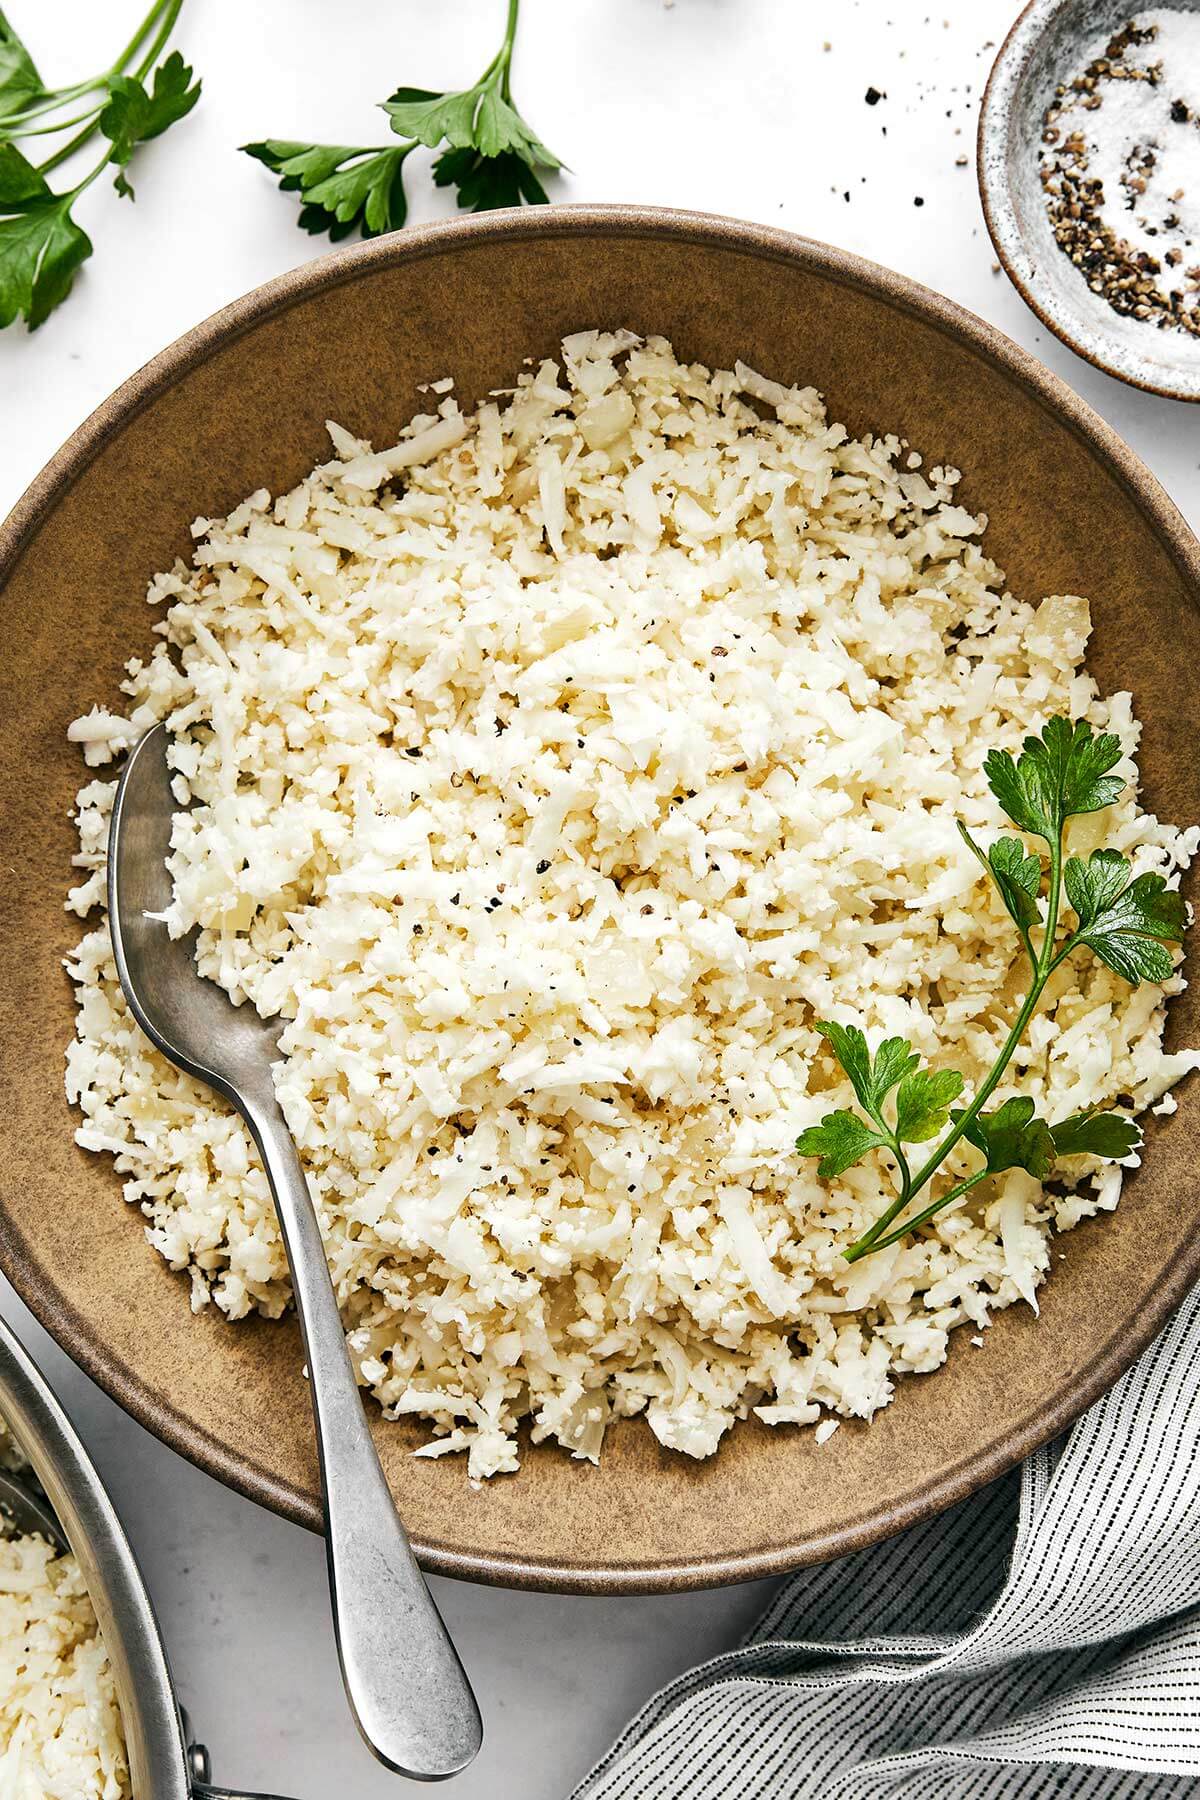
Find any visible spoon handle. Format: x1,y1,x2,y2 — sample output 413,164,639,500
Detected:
243,1098,482,1780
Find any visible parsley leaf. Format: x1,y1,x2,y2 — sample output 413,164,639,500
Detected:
242,141,411,240
0,145,91,329
383,71,560,215
985,717,1124,842
1064,849,1186,985
803,1026,964,1179
99,51,201,198
0,6,42,123
432,143,549,211
384,81,559,171
959,823,1042,936
957,1096,1056,1180
796,1111,890,1179
384,86,479,149
894,1067,966,1143
815,1022,918,1128
1050,1111,1142,1160
0,138,44,204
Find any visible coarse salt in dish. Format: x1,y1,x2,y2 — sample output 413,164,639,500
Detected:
64,332,1198,1481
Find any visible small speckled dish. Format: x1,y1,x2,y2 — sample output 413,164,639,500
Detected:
980,0,1200,401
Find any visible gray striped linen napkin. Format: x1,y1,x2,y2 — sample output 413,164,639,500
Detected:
573,1283,1200,1798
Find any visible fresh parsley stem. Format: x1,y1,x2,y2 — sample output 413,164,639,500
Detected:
31,0,182,177
8,106,106,141
115,0,176,71
913,826,1064,1181
848,823,1067,1258
499,0,521,69
131,0,182,83
36,116,103,177
845,1168,994,1261
479,0,520,100
2,81,102,127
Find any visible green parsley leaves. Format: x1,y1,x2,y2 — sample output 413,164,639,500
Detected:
797,1027,963,1182
242,142,413,240
0,2,200,330
798,1110,890,1181
1064,849,1186,984
957,1097,1056,1180
797,717,1185,1263
962,1098,1142,1177
959,826,1042,951
383,57,560,214
0,8,42,124
811,1024,918,1125
0,145,90,327
1049,1110,1143,1160
99,50,200,198
245,0,561,243
431,144,549,212
983,716,1124,843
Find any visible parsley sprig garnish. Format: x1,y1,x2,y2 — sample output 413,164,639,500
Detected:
243,0,561,242
797,717,1187,1261
0,0,199,329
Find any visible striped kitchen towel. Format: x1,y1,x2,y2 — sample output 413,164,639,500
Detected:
574,1283,1200,1798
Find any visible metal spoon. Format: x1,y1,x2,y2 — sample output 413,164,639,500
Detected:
108,722,482,1782
0,1465,68,1552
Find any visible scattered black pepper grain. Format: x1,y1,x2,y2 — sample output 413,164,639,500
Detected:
865,85,885,105
536,859,550,873
914,195,925,206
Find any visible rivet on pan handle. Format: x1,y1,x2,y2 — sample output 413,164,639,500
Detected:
185,1723,299,1800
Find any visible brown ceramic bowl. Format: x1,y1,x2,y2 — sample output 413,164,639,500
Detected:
2,206,1198,1594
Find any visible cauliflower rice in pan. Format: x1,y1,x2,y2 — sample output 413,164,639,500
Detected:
0,1422,129,1799
65,332,1197,1480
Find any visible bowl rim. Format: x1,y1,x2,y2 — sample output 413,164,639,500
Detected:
978,0,1200,404
4,202,1200,1593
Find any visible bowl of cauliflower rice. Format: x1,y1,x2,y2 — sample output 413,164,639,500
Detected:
1,206,1199,1593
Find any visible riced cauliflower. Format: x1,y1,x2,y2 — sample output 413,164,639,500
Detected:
64,332,1198,1480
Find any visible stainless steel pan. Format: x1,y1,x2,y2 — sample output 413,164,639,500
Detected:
0,1313,288,1800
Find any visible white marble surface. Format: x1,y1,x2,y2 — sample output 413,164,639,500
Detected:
2,1,1198,1794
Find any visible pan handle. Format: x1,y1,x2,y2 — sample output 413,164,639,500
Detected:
188,1737,298,1800
192,1786,298,1800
